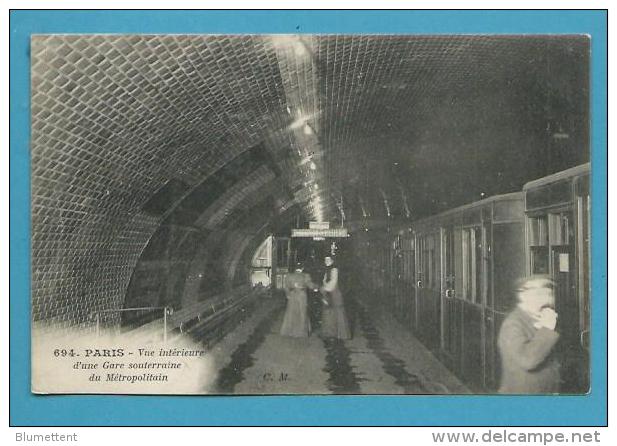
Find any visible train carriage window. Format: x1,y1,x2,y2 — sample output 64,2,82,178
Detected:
549,213,571,246
427,236,433,288
416,236,424,286
528,216,549,274
462,229,471,300
461,229,470,300
404,237,415,284
425,234,439,289
423,240,432,289
475,227,483,305
432,242,439,289
394,236,404,281
454,228,463,297
443,229,455,295
461,227,482,303
419,234,438,290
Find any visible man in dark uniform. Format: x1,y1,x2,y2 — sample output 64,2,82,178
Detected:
497,275,560,394
304,249,323,330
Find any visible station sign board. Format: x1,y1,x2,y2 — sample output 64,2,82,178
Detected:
292,228,348,238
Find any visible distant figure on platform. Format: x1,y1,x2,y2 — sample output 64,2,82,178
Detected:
305,250,324,330
497,275,560,394
280,262,318,338
320,256,352,340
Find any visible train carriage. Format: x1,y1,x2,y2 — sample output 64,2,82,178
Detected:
523,163,590,394
379,163,591,393
409,193,526,390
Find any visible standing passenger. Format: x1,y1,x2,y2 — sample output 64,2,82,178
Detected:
497,275,560,394
320,256,352,340
280,262,317,338
305,249,323,330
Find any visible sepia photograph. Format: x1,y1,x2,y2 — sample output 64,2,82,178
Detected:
29,32,591,397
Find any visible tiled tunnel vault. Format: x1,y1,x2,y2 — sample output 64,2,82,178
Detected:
31,35,589,328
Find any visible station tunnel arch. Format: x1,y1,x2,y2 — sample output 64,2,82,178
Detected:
30,34,589,333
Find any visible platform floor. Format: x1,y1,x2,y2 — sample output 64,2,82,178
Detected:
203,294,469,395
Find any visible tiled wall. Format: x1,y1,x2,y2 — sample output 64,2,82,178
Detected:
31,35,292,328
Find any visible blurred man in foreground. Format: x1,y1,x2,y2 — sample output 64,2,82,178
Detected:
498,275,560,394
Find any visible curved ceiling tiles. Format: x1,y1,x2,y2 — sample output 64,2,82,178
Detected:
31,35,589,326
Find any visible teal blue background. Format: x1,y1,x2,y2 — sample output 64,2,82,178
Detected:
9,10,607,426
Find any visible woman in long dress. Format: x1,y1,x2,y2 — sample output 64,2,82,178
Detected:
320,256,352,339
280,263,317,337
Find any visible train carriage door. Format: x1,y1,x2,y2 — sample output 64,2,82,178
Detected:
414,233,423,333
416,232,441,349
524,166,590,394
529,206,584,393
441,227,459,368
547,211,581,393
393,234,415,326
393,236,403,316
482,223,499,390
416,234,427,342
576,177,590,392
404,234,416,329
549,212,576,327
460,225,486,389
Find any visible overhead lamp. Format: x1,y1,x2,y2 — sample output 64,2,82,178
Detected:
289,116,307,130
303,123,313,135
272,35,308,56
299,152,315,166
309,161,317,170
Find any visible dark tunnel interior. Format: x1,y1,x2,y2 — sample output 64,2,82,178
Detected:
31,34,589,332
